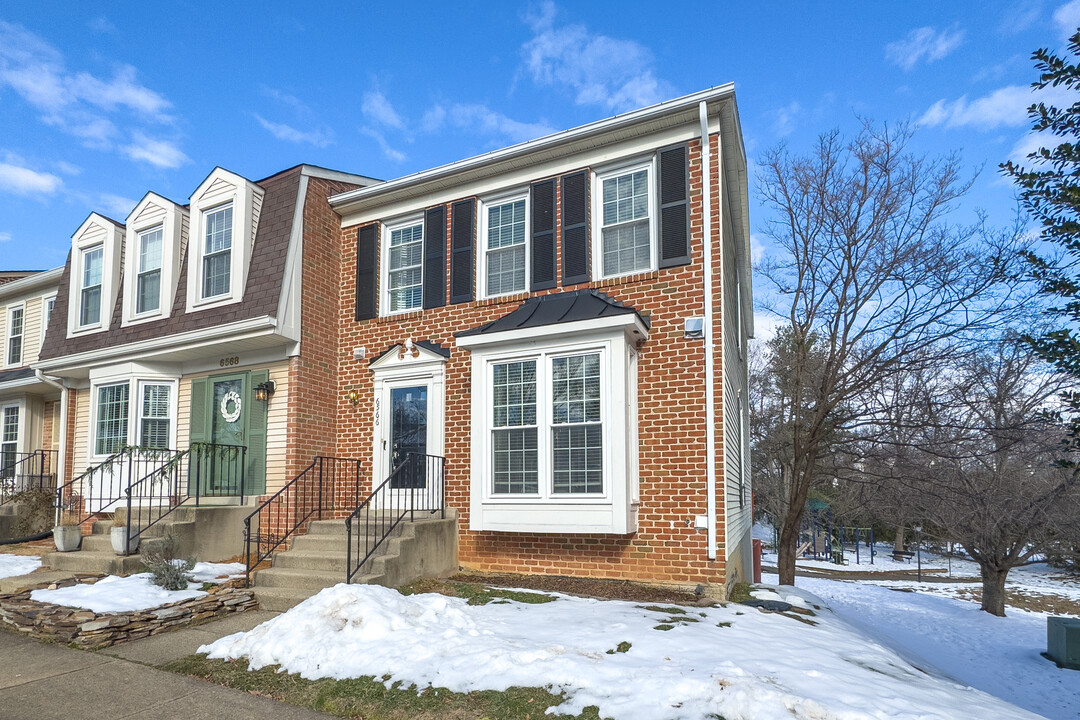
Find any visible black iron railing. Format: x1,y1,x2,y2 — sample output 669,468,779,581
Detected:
55,447,149,525
244,456,364,584
0,449,59,506
120,443,247,553
345,453,445,584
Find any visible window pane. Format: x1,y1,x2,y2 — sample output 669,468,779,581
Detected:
387,223,423,312
7,308,23,364
0,407,17,480
551,353,602,494
2,406,17,442
492,359,538,494
137,269,161,314
96,383,129,455
204,206,233,254
492,428,538,494
139,228,163,272
487,245,526,295
140,384,171,449
80,286,101,326
552,425,603,494
602,221,651,276
602,170,648,225
203,251,231,298
487,199,526,250
83,247,103,288
486,199,527,295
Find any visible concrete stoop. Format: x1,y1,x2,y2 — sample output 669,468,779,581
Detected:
45,505,251,576
252,512,457,612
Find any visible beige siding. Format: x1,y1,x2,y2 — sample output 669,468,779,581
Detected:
199,177,236,206
2,293,51,366
131,200,168,228
72,388,90,478
177,361,291,494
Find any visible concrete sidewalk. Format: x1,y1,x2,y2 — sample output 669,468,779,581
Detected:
0,611,331,719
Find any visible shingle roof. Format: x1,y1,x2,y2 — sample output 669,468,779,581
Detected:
0,367,36,384
456,289,649,338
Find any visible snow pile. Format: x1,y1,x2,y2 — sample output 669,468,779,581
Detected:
789,574,1080,720
30,573,206,613
0,553,40,579
202,583,1039,720
187,561,246,583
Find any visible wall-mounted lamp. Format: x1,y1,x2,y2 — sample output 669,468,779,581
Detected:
254,381,276,402
353,346,366,361
347,388,361,407
684,317,704,339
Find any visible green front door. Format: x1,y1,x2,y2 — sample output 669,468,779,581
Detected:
189,369,268,497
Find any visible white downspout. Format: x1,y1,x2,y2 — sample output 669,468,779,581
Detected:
34,369,67,493
700,101,718,561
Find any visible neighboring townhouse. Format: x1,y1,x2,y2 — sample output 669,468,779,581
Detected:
0,267,63,499
34,165,376,520
330,84,754,591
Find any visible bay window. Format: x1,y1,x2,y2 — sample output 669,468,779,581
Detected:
95,383,129,455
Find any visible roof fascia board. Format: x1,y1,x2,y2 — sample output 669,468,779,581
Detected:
0,267,64,298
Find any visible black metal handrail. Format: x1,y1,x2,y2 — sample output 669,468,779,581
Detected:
345,453,445,584
121,443,247,553
244,456,364,584
54,448,136,525
0,450,59,506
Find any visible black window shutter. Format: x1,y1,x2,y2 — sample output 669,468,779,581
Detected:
658,143,691,268
354,224,378,321
531,179,556,291
450,199,475,304
560,171,589,286
423,205,446,309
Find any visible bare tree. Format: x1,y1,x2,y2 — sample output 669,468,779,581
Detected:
757,121,1029,585
906,333,1080,615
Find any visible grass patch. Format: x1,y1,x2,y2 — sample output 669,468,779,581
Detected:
653,624,675,631
400,578,556,606
727,582,753,604
716,621,732,628
637,605,687,614
163,654,604,720
605,641,632,654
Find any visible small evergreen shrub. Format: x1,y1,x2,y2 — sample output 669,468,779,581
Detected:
140,531,194,591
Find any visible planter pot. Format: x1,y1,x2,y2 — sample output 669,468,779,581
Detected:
52,525,82,552
110,526,140,555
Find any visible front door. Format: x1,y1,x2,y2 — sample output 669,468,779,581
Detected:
207,374,246,494
189,370,268,498
378,381,437,509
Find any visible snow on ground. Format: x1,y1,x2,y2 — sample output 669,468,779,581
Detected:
30,573,206,613
776,573,1080,720
202,583,1041,720
187,561,246,583
0,553,40,579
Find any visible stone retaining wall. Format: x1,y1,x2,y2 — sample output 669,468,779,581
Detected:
0,576,257,649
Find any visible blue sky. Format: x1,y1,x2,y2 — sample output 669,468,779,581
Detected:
0,1,1077,271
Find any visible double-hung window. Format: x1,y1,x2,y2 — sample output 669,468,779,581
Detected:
485,197,527,296
5,307,23,366
95,383,129,455
136,226,163,314
1,406,17,480
598,164,653,277
80,246,104,326
202,205,233,299
386,220,423,313
490,351,604,497
138,383,171,449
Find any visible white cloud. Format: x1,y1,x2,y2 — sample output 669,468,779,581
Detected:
750,233,766,264
0,21,179,159
96,192,136,219
362,91,405,129
261,85,311,114
360,127,406,163
916,84,1070,130
420,105,447,133
88,17,116,34
122,133,188,168
1006,131,1066,166
0,160,62,195
885,26,965,70
521,1,672,112
255,115,333,147
446,104,556,144
773,102,801,137
0,231,11,243
54,160,81,175
1054,0,1080,39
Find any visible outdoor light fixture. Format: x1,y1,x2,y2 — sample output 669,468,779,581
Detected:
347,388,361,407
253,381,276,402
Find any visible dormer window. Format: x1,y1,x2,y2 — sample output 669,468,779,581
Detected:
136,227,163,314
186,168,263,312
202,204,233,299
80,246,104,326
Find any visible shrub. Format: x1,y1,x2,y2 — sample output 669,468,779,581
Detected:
140,532,194,591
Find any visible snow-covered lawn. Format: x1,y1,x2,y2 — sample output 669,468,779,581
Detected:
0,553,40,579
28,561,246,614
201,583,1043,720
780,573,1080,720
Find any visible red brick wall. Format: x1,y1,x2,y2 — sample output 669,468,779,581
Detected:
333,134,730,589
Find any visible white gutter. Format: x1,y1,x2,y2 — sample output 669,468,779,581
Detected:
34,369,67,490
701,101,718,562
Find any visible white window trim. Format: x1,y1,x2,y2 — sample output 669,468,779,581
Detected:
186,169,261,313
380,215,425,316
67,215,123,338
479,190,530,299
88,367,180,460
483,345,610,502
41,294,56,346
462,320,644,535
4,303,25,368
591,156,659,281
1,401,23,458
122,194,187,327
